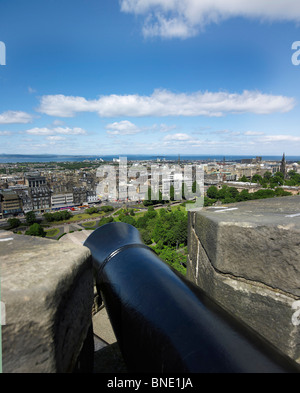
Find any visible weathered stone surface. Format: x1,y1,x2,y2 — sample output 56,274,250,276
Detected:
194,196,300,297
187,196,300,364
0,231,94,373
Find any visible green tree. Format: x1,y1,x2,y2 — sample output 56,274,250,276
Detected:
170,185,175,201
8,218,21,228
217,185,229,200
119,215,137,227
139,229,152,245
287,170,300,185
98,216,114,227
206,186,218,199
274,188,292,197
228,187,239,199
100,205,114,212
136,215,148,229
251,174,263,184
145,206,157,219
263,171,272,181
44,210,72,222
252,189,275,199
270,172,284,188
86,207,99,214
236,189,252,202
25,223,46,237
25,211,36,225
204,196,216,206
239,175,249,182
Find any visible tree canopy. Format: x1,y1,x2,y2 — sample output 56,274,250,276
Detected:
25,223,46,237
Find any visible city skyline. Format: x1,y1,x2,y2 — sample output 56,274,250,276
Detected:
1,1,300,156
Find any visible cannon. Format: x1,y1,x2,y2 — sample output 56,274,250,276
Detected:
84,222,300,373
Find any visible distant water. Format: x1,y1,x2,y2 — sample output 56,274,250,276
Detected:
0,154,299,163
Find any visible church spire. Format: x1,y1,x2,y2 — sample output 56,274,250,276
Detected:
280,153,286,179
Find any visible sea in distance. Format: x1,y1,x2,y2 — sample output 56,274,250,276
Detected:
0,154,300,164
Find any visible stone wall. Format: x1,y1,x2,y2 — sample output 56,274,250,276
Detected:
187,196,300,365
1,230,94,373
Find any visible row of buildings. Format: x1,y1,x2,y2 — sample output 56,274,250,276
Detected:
1,155,299,218
0,172,99,218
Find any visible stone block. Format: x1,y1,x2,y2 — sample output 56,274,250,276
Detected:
187,196,300,364
0,231,94,373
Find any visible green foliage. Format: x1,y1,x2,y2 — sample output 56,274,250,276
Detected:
204,174,293,205
8,218,21,228
100,205,114,212
204,196,216,206
235,189,252,202
85,207,99,214
44,210,72,222
274,187,292,197
98,216,115,227
143,187,167,206
118,214,137,227
82,221,97,228
239,175,249,182
139,229,153,245
270,172,284,187
115,204,190,275
152,209,187,247
286,170,300,186
136,215,148,229
25,211,37,225
206,186,218,199
25,223,46,237
144,206,157,219
45,228,60,237
152,245,187,276
56,162,98,170
263,171,272,180
251,174,263,183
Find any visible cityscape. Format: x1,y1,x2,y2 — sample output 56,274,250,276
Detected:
1,0,300,376
1,153,300,218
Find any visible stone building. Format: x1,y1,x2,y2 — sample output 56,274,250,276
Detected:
51,193,74,210
29,186,52,213
73,186,88,206
24,172,47,188
0,190,23,217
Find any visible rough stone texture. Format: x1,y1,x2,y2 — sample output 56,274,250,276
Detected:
0,230,94,373
187,196,300,364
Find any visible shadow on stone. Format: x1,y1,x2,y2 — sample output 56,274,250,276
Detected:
93,342,127,373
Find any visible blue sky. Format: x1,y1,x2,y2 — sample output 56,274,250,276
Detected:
1,0,300,157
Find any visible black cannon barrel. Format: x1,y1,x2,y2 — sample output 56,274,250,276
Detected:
84,222,300,373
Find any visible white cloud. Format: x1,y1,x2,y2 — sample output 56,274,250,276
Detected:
53,127,86,135
28,86,37,94
157,123,177,132
244,130,265,136
0,131,11,136
0,111,33,124
52,119,65,126
38,95,96,117
46,135,66,141
26,126,87,136
163,133,192,141
259,134,300,142
105,120,141,135
120,0,300,38
38,89,295,118
105,120,177,135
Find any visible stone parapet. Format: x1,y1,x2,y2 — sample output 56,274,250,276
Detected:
0,230,94,373
187,196,300,364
